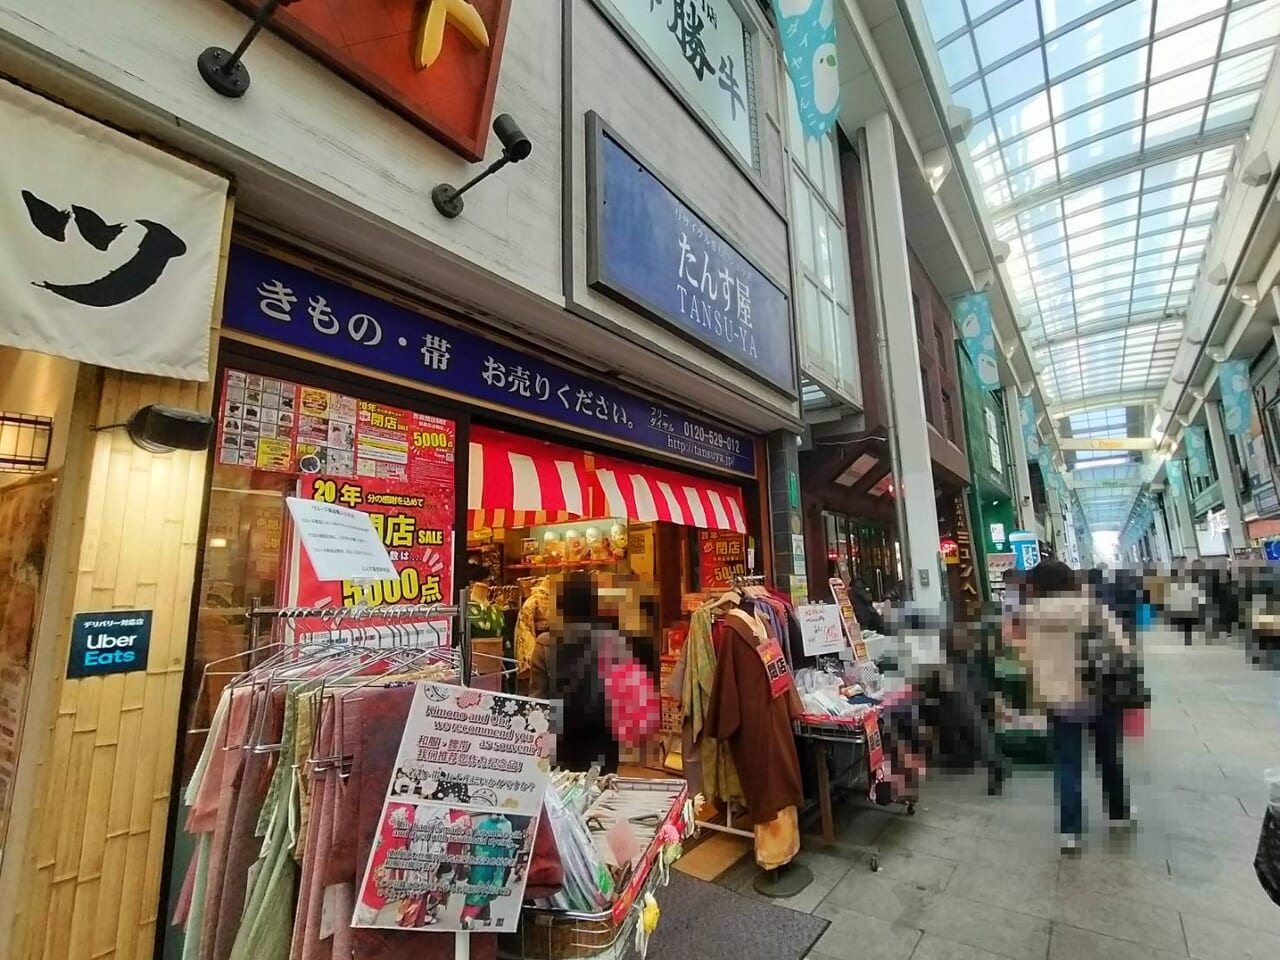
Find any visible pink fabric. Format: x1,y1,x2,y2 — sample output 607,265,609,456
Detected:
197,686,254,960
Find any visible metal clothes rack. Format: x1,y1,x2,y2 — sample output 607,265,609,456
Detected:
242,589,486,684
695,572,771,841
228,590,512,960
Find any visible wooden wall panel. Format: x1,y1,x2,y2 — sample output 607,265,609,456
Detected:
6,368,214,960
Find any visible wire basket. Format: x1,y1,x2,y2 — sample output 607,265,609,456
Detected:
503,778,687,960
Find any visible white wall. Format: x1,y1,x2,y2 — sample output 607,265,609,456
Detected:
0,0,802,432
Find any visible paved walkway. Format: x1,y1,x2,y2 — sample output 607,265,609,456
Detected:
717,630,1280,959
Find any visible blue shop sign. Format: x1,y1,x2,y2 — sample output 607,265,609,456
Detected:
222,246,756,476
586,115,796,396
68,610,152,679
1008,530,1041,571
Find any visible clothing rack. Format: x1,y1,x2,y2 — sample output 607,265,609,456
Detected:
697,574,771,841
207,592,493,960
244,590,477,684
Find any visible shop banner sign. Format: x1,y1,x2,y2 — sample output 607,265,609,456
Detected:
594,0,755,165
354,682,552,932
66,610,151,679
828,578,868,661
1018,395,1041,459
1009,530,1040,571
773,0,841,139
587,118,796,396
697,530,746,589
1185,425,1210,479
953,291,1000,390
1,81,228,380
1218,359,1253,436
796,603,844,657
223,246,756,477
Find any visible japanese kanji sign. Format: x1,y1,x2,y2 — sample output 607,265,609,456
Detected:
595,0,755,166
587,118,796,396
222,0,512,161
0,79,227,380
697,530,746,589
222,244,756,476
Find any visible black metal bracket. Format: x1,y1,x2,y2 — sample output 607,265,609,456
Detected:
197,0,291,98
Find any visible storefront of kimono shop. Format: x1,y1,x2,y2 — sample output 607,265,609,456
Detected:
161,237,765,959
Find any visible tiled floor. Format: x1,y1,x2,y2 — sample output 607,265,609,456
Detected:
714,629,1280,960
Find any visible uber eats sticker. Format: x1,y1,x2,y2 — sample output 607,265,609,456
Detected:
67,610,151,679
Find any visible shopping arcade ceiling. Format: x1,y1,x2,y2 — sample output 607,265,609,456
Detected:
915,0,1280,530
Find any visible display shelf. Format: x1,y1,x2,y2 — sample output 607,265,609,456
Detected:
508,558,625,570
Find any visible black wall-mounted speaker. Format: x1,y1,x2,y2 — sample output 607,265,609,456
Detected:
127,404,215,452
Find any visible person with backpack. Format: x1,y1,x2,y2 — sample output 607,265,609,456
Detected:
1015,560,1141,854
529,571,658,773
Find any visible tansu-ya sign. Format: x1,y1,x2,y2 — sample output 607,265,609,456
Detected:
224,0,513,161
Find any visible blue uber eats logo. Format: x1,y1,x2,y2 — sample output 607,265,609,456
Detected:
67,610,152,679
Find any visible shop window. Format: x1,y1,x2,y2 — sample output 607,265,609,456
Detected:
933,324,947,365
941,387,956,442
985,405,1003,474
921,367,934,424
785,76,859,407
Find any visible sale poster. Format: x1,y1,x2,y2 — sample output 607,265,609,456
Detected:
829,578,869,662
353,683,552,933
796,603,844,657
216,369,457,484
697,530,746,589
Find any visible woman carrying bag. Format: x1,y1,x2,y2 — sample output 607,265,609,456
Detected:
1016,560,1148,854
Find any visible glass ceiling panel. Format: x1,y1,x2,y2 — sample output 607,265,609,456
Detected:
918,1,1280,527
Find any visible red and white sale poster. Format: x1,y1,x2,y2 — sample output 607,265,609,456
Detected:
284,408,457,631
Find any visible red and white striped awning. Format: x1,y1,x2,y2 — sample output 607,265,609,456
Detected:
468,427,749,533
468,427,594,529
594,456,748,533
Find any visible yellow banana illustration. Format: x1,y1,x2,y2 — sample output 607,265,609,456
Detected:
416,0,491,70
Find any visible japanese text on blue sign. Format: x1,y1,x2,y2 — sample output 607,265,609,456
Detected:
222,246,756,476
588,122,795,395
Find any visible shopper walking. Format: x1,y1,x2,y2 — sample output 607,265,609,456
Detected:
1015,560,1133,854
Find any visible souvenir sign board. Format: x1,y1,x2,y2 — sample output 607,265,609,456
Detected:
221,0,513,161
796,603,844,657
353,683,552,933
828,577,868,661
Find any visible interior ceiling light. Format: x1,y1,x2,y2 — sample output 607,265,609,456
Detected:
923,148,951,193
1206,263,1229,286
1191,387,1206,401
1232,283,1260,306
1207,348,1227,363
974,268,995,291
1241,153,1273,188
991,240,1011,264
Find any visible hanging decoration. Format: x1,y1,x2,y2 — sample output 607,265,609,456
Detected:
1018,395,1042,459
1185,425,1211,479
1167,458,1186,499
773,0,840,139
1218,359,1253,436
953,291,1000,389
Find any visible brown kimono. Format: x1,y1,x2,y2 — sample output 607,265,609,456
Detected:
705,610,804,825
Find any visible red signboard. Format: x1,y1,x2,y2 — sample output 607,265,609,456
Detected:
697,530,746,590
228,0,513,160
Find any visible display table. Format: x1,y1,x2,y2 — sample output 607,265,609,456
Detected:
793,711,914,871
